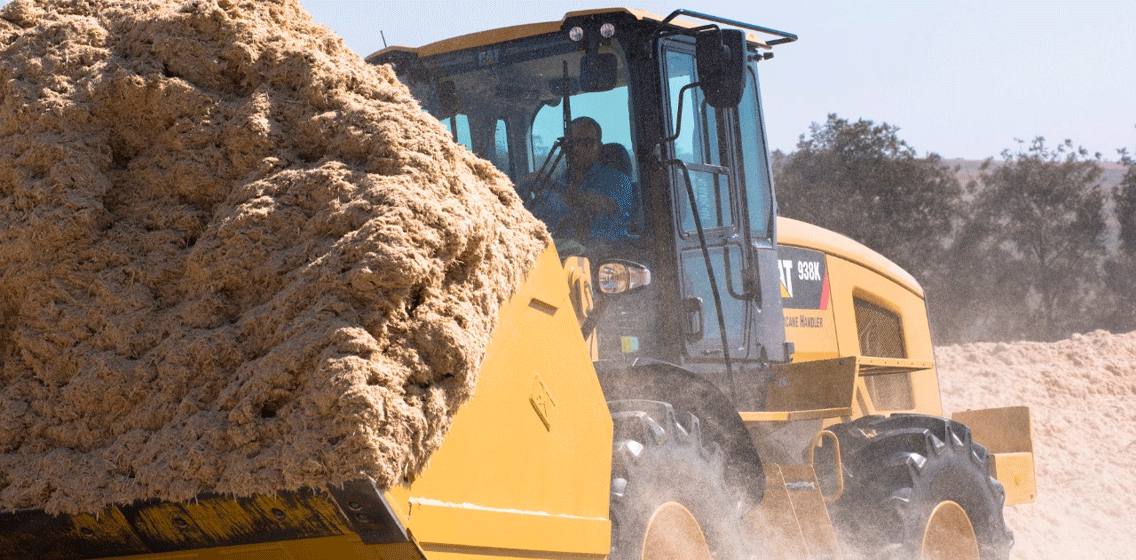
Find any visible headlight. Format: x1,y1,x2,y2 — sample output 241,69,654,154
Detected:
597,261,651,294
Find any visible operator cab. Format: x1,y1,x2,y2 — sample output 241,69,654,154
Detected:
369,9,797,406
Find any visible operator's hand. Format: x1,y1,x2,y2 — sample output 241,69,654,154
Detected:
574,188,618,215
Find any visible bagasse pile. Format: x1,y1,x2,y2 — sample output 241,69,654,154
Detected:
937,330,1136,560
0,0,548,515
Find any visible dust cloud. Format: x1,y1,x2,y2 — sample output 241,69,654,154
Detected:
937,330,1136,559
0,0,547,515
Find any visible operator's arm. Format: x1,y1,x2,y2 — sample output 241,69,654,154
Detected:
576,166,632,239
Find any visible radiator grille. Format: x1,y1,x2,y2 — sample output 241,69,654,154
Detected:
854,298,914,410
854,298,906,358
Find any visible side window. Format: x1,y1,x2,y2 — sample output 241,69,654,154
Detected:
446,115,511,177
443,114,472,151
738,69,773,240
490,119,510,175
664,49,732,234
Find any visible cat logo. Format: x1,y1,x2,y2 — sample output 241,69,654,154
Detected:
778,246,830,310
779,258,795,298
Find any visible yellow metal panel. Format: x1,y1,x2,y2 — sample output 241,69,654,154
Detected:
951,406,1034,454
408,499,609,553
74,535,414,560
857,356,934,374
396,246,613,558
779,464,842,558
991,452,1037,505
779,217,943,417
762,357,857,418
827,258,942,417
951,406,1037,505
783,308,839,360
746,465,809,560
367,8,659,62
777,217,923,298
738,411,791,422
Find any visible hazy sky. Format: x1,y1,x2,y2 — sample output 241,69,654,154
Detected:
2,1,1130,159
298,0,1136,161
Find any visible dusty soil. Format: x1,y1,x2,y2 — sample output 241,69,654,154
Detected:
937,330,1136,559
0,0,547,515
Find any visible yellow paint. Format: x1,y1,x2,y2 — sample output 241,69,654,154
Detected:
952,406,1037,505
392,245,613,558
365,8,771,64
74,246,611,560
778,217,943,418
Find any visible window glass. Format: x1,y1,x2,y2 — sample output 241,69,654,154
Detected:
531,85,635,181
678,168,732,233
664,50,722,167
739,69,773,239
665,49,732,233
446,114,472,151
665,50,698,164
681,245,747,352
490,119,510,174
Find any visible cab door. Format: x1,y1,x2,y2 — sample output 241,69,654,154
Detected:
661,41,788,391
662,45,750,367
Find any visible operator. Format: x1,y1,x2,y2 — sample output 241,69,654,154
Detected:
524,117,632,245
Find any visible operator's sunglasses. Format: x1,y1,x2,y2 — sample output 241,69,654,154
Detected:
566,136,601,147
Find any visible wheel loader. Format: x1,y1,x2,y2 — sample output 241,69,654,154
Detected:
0,8,1036,560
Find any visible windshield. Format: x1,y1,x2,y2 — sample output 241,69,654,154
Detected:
399,33,640,248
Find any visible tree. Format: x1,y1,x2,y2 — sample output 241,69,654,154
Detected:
774,115,970,341
1102,142,1136,332
964,138,1107,341
1115,146,1136,252
774,115,962,282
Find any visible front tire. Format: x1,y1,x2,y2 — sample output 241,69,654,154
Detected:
607,400,750,560
822,414,1013,560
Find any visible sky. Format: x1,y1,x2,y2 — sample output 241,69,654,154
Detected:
296,0,1136,161
1,0,1130,160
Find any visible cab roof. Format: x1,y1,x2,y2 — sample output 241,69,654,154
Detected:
365,7,795,64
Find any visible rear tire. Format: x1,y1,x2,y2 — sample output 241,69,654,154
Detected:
607,400,751,560
822,414,1013,560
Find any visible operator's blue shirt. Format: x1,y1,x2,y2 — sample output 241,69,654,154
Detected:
527,162,632,240
581,162,633,239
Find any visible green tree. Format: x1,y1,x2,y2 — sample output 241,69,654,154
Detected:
774,115,962,280
1116,147,1136,252
965,138,1107,341
1102,143,1136,332
774,115,967,342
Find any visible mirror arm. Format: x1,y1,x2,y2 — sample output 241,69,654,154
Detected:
658,81,700,146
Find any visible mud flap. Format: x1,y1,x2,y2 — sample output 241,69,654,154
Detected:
952,406,1037,505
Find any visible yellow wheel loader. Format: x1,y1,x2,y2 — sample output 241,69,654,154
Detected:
0,8,1035,560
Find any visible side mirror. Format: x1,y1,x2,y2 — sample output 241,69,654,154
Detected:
580,52,617,93
696,28,747,109
597,260,651,294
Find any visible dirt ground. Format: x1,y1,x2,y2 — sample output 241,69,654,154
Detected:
937,329,1136,559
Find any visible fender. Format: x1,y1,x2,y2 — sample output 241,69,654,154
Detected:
596,359,765,506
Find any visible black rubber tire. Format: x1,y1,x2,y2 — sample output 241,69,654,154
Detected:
607,400,752,560
820,414,1013,560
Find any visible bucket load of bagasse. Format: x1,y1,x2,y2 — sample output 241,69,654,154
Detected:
0,0,548,515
